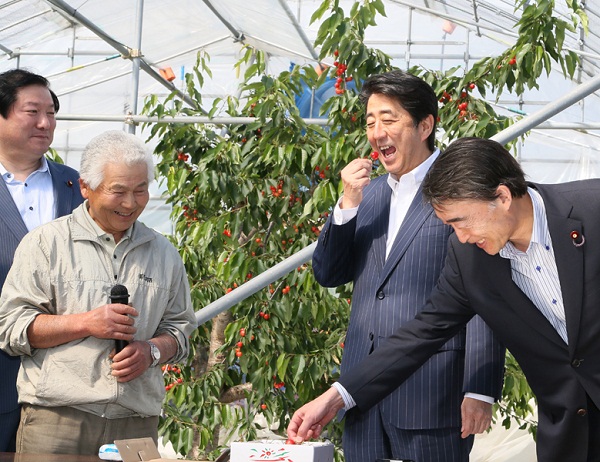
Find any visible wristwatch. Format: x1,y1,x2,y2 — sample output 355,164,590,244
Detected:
147,340,161,367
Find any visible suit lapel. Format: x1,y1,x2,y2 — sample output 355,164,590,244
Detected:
488,252,567,347
379,188,432,285
48,161,77,217
0,179,28,241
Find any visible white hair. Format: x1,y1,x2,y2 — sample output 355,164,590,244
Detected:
79,130,155,190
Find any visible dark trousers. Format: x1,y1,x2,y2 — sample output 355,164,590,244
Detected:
0,406,20,452
343,405,472,462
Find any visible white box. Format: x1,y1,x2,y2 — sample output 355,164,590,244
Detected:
230,440,334,462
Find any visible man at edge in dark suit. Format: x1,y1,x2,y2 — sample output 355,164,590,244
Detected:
288,137,600,462
310,71,505,462
0,69,83,452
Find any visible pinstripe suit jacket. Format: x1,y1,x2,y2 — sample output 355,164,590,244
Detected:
337,181,600,461
0,160,83,414
313,174,505,430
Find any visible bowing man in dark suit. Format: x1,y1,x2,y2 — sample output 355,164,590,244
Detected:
310,71,505,462
0,69,83,452
289,137,600,462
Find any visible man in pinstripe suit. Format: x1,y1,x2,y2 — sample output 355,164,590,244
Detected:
0,69,83,452
309,71,505,461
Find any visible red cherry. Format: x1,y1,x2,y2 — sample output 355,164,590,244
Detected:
263,313,270,320
236,341,243,348
469,82,476,90
239,328,246,337
458,102,468,111
370,152,379,160
236,351,243,357
261,403,267,410
285,438,296,445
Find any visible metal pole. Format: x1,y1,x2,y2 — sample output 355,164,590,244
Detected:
129,0,144,134
195,242,317,326
276,0,320,61
54,113,600,131
491,72,600,145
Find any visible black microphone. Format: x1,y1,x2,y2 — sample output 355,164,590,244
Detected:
110,284,129,354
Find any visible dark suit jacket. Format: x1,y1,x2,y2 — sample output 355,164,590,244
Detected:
0,160,83,414
314,174,505,430
339,180,600,461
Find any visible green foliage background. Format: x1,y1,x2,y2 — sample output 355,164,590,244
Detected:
141,0,586,458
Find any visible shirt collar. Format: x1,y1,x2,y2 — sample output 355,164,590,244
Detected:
386,148,440,191
499,187,549,259
0,156,50,183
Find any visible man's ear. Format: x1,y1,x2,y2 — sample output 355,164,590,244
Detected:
496,184,513,207
79,178,90,199
419,114,435,141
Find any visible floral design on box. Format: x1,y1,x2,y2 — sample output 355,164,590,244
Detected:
248,447,294,461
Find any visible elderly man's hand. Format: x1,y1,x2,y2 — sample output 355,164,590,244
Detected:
460,397,493,438
110,341,150,382
286,387,345,442
87,303,138,341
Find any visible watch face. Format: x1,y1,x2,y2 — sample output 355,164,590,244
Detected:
148,342,160,365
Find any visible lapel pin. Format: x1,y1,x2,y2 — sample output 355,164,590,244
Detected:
570,230,585,247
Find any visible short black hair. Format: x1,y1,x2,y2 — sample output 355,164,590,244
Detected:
422,137,528,206
359,70,438,151
0,69,59,118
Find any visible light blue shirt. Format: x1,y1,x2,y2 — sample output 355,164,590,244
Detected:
0,157,55,231
499,187,567,344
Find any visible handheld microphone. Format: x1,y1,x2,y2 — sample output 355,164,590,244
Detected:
110,284,129,354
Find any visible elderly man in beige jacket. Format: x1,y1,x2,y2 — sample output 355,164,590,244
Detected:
0,130,196,456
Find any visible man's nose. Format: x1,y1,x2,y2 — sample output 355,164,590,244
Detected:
372,121,386,139
121,192,136,207
453,227,470,244
37,114,52,129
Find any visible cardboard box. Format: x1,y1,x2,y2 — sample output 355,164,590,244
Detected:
230,440,334,462
114,437,178,462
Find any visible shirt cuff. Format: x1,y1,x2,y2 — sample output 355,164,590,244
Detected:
331,382,356,411
464,392,495,404
332,197,358,225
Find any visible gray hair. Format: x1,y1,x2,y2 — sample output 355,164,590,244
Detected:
79,130,154,190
